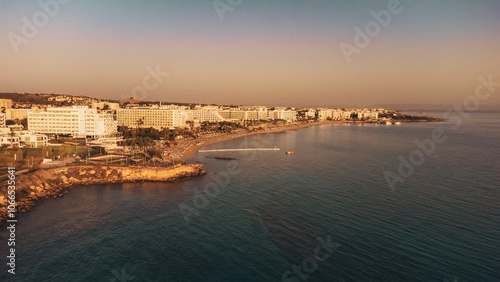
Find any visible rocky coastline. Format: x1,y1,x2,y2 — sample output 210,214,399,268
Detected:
0,164,206,224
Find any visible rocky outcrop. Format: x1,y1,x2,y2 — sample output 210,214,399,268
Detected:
0,164,206,223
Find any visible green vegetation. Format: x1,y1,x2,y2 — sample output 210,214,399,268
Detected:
118,122,244,147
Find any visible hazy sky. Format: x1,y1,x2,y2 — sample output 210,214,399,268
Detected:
1,0,499,107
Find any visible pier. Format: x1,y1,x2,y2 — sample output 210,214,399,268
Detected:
198,148,280,153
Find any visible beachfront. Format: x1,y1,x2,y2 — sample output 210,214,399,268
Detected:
172,121,329,160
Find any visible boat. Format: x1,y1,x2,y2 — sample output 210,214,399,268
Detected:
394,122,401,125
386,121,392,125
286,151,294,155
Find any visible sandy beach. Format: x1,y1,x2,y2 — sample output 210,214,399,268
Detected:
177,120,342,160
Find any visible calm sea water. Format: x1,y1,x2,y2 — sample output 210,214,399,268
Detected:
1,112,499,281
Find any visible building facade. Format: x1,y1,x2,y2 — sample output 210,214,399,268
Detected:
0,113,5,128
5,108,28,120
116,108,185,130
0,99,13,110
268,110,297,121
217,110,268,121
186,109,225,123
0,136,20,148
16,131,48,148
28,106,117,138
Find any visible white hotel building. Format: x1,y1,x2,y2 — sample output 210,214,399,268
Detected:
218,110,259,121
27,106,117,138
116,108,186,130
186,109,225,123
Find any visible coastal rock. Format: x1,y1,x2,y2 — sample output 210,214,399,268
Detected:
62,175,69,182
0,164,206,225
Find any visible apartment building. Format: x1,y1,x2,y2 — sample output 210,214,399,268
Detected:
16,131,48,148
0,136,20,148
28,106,117,138
0,98,13,109
0,113,5,128
5,108,28,120
268,110,297,121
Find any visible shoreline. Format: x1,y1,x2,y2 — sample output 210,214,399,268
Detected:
0,118,442,224
0,164,206,224
179,121,328,159
178,119,441,160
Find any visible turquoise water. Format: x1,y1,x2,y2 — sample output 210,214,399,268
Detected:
1,112,499,281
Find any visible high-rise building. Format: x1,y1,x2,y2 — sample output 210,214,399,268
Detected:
27,106,117,138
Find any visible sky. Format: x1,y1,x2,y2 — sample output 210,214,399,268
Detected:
1,0,499,108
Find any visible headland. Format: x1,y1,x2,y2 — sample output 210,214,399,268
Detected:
0,164,205,224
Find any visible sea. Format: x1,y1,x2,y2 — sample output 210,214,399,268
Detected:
1,111,499,282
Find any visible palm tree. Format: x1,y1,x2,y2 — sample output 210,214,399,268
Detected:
136,117,144,128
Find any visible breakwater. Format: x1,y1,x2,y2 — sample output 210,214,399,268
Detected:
0,164,206,224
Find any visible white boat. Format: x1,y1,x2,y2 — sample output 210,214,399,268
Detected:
386,121,392,125
395,122,401,125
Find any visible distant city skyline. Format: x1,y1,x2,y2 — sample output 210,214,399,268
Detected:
1,0,499,108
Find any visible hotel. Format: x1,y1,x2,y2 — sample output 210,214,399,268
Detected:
27,106,117,138
116,108,185,130
186,109,225,123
